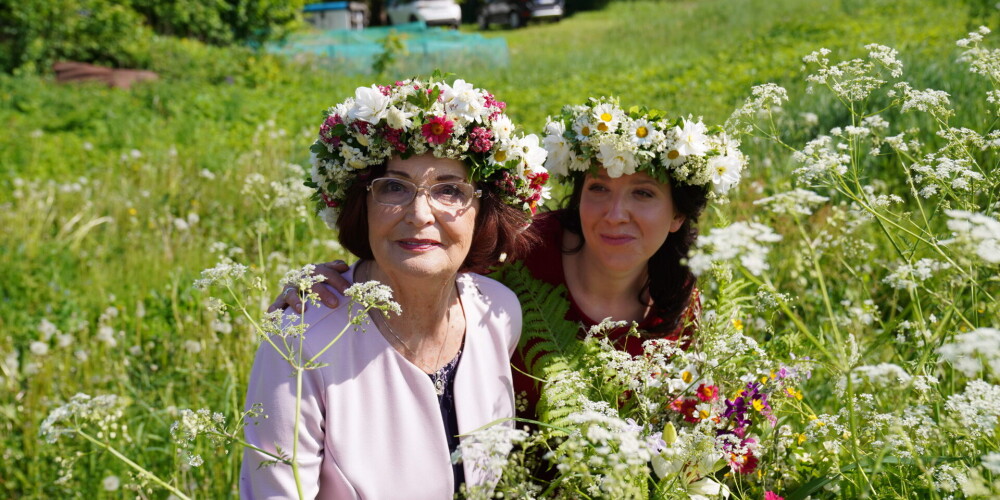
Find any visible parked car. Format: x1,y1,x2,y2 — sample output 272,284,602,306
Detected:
386,0,462,28
477,0,563,29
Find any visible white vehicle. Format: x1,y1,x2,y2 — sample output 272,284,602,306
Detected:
386,0,462,28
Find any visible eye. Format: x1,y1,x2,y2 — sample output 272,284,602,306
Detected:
383,179,409,193
586,183,609,193
437,183,462,197
431,183,470,205
634,189,656,199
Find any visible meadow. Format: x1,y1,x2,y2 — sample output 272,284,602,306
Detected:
2,0,999,497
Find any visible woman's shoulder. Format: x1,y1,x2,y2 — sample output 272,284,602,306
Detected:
459,272,520,309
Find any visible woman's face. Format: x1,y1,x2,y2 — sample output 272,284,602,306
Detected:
577,168,685,274
367,154,479,280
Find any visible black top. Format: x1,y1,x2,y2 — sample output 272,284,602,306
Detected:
432,346,465,493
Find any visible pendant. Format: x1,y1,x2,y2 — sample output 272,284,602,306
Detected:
434,375,445,396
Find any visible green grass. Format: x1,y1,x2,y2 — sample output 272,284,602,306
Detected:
1,0,998,497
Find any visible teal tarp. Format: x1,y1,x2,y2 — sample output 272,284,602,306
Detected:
268,22,509,74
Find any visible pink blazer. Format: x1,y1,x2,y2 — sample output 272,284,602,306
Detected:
241,267,521,499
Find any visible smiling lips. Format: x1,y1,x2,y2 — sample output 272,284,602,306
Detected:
599,233,636,246
397,238,441,251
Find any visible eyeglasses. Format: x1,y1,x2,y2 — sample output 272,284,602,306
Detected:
367,177,482,209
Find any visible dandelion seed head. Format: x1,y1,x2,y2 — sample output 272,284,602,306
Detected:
102,475,120,491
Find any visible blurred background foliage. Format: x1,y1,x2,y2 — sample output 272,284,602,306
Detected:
0,0,304,74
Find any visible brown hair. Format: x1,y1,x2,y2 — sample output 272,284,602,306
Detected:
560,174,708,333
336,162,538,274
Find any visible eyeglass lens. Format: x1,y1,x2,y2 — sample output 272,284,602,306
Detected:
370,178,478,208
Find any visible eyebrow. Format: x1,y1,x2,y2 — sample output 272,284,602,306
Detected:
385,170,468,182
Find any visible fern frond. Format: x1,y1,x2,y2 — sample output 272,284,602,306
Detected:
492,262,600,428
491,262,587,376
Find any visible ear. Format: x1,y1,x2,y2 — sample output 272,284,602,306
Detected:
669,214,686,233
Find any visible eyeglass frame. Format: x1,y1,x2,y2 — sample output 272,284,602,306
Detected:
366,177,483,210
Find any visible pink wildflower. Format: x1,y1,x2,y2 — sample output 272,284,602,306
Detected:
483,91,506,119
696,384,720,402
320,192,339,208
468,126,494,153
319,114,343,147
383,127,407,153
421,115,454,145
352,120,370,135
765,492,784,500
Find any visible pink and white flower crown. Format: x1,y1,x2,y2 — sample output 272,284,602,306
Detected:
308,77,550,227
542,96,746,199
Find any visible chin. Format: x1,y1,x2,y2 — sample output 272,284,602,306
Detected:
389,255,460,278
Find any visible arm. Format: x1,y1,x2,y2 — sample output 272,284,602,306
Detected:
240,340,327,499
268,260,352,313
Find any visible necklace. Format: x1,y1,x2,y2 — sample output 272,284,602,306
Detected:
361,261,455,396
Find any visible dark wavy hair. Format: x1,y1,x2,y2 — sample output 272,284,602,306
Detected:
560,174,708,333
335,161,538,274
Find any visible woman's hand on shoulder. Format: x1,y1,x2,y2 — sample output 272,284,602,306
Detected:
267,260,352,313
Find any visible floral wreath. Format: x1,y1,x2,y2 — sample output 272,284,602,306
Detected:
307,76,550,228
541,96,746,198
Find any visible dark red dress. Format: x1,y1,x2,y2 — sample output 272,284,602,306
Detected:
510,210,700,421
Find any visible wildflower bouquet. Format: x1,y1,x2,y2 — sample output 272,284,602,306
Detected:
460,265,809,499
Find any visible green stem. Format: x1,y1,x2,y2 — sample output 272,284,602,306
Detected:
308,306,369,364
76,430,191,500
292,365,306,499
205,430,290,464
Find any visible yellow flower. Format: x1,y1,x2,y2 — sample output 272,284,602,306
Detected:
732,319,744,330
797,433,807,445
752,399,765,412
785,387,803,400
128,208,138,216
682,371,693,383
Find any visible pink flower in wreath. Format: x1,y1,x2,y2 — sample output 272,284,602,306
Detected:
422,115,454,145
764,492,784,500
468,126,494,153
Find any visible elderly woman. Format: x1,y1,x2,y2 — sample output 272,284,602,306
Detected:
240,78,549,499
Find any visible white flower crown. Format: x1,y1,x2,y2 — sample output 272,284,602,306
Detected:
308,77,550,228
541,96,746,197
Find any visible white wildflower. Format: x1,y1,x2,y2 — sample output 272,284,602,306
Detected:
937,328,1000,378
344,281,402,316
944,380,1000,436
194,258,249,290
687,221,782,276
982,452,1000,474
102,475,120,491
943,210,1000,264
883,258,951,290
29,341,48,356
753,188,828,216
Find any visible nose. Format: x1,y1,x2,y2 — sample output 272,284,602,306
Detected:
604,192,630,223
404,188,436,226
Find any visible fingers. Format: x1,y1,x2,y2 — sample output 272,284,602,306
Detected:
314,260,350,307
315,283,342,309
266,260,351,314
267,286,305,314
